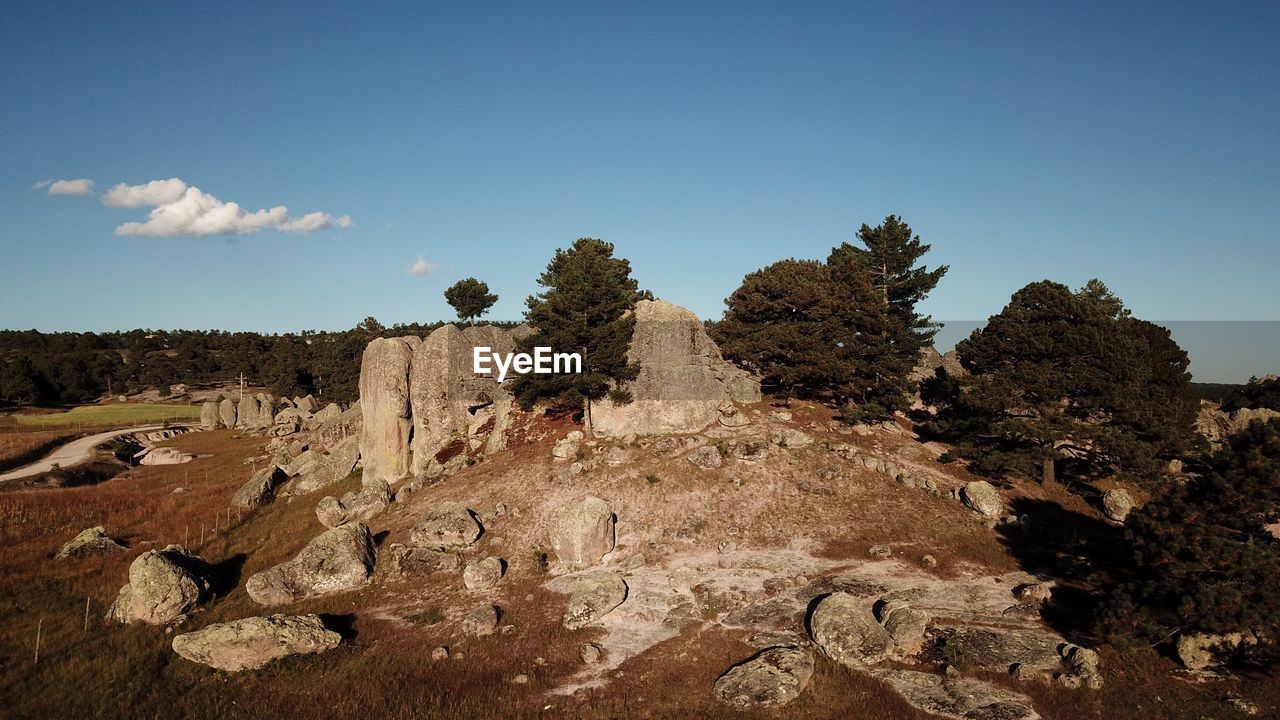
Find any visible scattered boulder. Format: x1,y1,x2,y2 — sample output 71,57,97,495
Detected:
591,300,761,437
547,495,615,569
410,502,482,550
1101,488,1134,523
961,481,1003,517
808,592,894,667
718,402,751,427
171,615,341,672
358,336,420,484
730,437,772,462
313,402,342,426
294,395,319,414
290,436,360,495
316,480,393,529
218,398,237,429
771,428,813,449
462,605,500,636
379,544,461,579
552,431,583,461
1176,631,1253,670
686,445,723,469
55,526,126,559
1057,644,1103,689
580,642,603,664
714,646,814,709
871,668,1040,720
462,556,504,590
246,524,377,605
199,401,219,430
877,600,930,656
231,465,287,509
108,545,212,625
139,447,194,466
562,570,627,630
941,627,1064,674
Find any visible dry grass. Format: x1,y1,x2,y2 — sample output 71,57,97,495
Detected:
9,403,201,429
0,428,80,471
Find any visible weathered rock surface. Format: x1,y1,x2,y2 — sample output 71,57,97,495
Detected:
872,668,1040,720
358,336,419,484
1229,407,1280,434
714,646,814,708
1101,488,1133,522
316,480,392,529
771,428,813,449
547,495,615,569
218,398,238,429
246,524,376,605
139,447,194,466
809,592,895,667
379,544,461,579
232,465,287,509
199,401,219,430
961,480,1003,517
462,605,499,636
410,502,482,550
55,526,126,559
1176,631,1253,670
313,402,342,426
591,300,761,437
172,614,341,671
941,627,1064,673
462,556,504,590
877,600,930,656
562,570,627,630
109,545,212,625
290,436,360,496
686,445,723,469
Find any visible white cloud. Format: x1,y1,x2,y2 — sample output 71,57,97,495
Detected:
37,178,96,196
409,256,439,277
101,178,352,237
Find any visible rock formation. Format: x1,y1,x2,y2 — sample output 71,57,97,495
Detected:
316,480,392,529
547,495,615,569
246,523,376,605
714,646,814,708
358,336,419,484
809,592,895,667
107,545,212,625
1101,488,1134,522
289,435,359,496
55,526,126,559
961,481,1003,517
199,401,219,429
410,501,482,550
172,615,342,671
218,398,238,429
562,570,627,629
232,465,286,509
591,300,761,437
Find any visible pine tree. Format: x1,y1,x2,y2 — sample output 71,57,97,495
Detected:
1101,419,1280,666
443,278,499,324
510,238,648,425
926,280,1198,485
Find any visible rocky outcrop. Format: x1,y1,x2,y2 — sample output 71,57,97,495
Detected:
562,570,627,630
871,668,1040,720
462,556,504,590
410,502,482,550
1230,407,1280,434
232,465,287,509
1176,631,1255,670
408,324,530,477
1195,401,1232,443
172,615,342,671
809,592,894,667
139,447,194,466
55,526,126,559
961,481,1003,517
547,495,615,569
379,544,461,579
289,436,359,496
313,402,341,426
199,401,219,430
714,646,814,708
108,545,212,625
591,300,761,437
1101,488,1134,522
246,524,376,605
236,393,276,431
877,600,930,656
316,480,392,529
358,336,420,484
462,605,500,636
315,401,362,447
218,398,237,429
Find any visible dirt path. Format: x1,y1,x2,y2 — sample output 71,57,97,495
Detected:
0,425,173,482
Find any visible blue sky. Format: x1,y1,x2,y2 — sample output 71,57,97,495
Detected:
2,2,1277,348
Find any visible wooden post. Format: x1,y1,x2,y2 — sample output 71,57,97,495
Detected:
34,618,41,664
200,525,204,545
184,525,189,547
84,595,90,632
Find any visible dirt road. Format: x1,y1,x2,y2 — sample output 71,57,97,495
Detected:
0,425,170,482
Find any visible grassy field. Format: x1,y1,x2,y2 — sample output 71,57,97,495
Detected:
9,403,201,429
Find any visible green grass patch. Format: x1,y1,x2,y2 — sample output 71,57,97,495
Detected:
13,404,201,428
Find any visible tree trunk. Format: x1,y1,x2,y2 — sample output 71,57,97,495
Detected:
584,397,593,437
1041,456,1056,486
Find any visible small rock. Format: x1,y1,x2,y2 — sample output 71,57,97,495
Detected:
868,544,893,559
512,674,529,685
580,642,603,664
463,557,504,590
431,646,449,661
960,481,1003,517
462,605,500,637
686,445,723,469
410,502,482,550
920,554,938,568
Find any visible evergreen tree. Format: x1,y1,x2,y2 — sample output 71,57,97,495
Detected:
443,278,499,324
1101,419,1280,666
926,280,1198,485
1222,374,1280,412
510,238,648,425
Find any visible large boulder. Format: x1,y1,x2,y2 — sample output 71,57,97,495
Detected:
236,394,260,430
1101,488,1134,523
199,401,219,430
547,495,615,569
1230,407,1280,434
1176,632,1254,670
315,401,362,446
316,480,392,529
714,646,814,708
139,447,194,466
231,465,287,509
562,570,627,630
408,324,528,477
871,668,1039,720
246,524,377,605
961,481,1003,517
313,402,341,426
462,556,505,590
1195,401,1232,443
410,501,482,550
591,300,761,437
218,398,237,429
294,395,319,414
55,526,126,559
290,436,360,496
358,336,420,484
808,592,894,667
109,545,212,625
877,600,930,656
172,614,341,671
